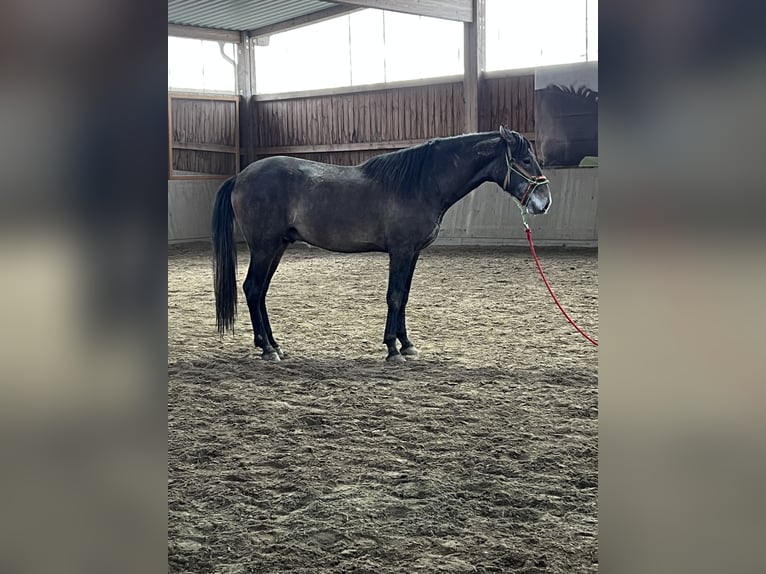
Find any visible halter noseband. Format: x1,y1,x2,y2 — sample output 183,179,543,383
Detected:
503,151,549,208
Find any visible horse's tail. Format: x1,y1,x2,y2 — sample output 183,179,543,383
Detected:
211,176,238,335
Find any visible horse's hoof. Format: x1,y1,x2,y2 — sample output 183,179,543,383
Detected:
386,353,407,363
274,347,285,360
262,351,281,362
401,345,420,357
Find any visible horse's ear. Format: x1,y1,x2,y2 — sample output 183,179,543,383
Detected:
499,125,519,144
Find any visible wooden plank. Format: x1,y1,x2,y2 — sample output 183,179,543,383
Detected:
172,142,238,154
373,92,381,140
488,78,497,130
529,75,536,132
438,84,446,136
276,101,285,146
322,97,331,144
349,94,357,142
301,97,309,145
408,89,417,139
248,5,361,38
451,83,459,134
362,94,380,141
329,96,337,144
337,95,345,143
311,98,320,144
354,95,364,142
168,92,239,102
393,90,400,140
428,85,434,137
332,0,473,22
288,98,296,145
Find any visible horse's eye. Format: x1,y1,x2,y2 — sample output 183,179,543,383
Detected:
523,158,532,166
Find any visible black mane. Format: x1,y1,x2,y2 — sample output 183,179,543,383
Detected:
360,139,435,192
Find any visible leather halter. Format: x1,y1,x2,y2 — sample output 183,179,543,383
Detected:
503,151,549,208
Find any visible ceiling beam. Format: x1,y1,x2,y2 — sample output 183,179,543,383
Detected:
249,5,361,38
331,0,473,22
168,24,241,43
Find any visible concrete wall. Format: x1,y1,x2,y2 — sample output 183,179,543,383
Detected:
436,167,598,247
168,178,225,244
168,168,597,247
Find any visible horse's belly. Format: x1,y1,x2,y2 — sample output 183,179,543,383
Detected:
292,208,387,253
305,237,386,253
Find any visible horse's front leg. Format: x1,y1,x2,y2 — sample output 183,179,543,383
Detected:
384,251,418,362
396,253,420,357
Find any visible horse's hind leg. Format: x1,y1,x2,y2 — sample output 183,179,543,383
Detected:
260,242,288,359
243,244,284,361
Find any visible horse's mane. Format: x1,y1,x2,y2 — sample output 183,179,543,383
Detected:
548,84,599,101
360,140,434,192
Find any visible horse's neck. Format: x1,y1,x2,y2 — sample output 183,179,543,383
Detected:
431,133,501,211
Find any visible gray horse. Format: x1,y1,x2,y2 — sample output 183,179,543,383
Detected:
212,126,551,362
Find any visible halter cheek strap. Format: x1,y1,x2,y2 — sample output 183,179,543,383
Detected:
503,152,549,208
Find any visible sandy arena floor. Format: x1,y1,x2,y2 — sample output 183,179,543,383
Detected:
168,242,598,573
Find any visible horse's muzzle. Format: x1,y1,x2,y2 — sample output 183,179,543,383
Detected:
526,184,552,215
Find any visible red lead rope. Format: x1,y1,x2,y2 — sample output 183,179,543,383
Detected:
525,227,599,347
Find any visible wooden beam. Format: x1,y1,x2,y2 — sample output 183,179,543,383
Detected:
172,142,238,154
236,33,254,98
332,0,472,22
168,24,240,43
249,5,361,38
167,92,239,102
237,32,255,167
463,0,485,133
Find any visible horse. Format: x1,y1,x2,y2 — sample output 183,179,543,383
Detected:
211,126,552,362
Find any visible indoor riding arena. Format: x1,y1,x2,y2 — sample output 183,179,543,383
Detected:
168,1,598,572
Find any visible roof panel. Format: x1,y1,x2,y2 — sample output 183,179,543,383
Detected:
168,0,341,32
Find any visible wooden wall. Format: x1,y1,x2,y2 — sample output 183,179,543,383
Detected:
169,95,239,177
250,81,464,166
248,72,534,166
480,74,535,134
167,72,536,174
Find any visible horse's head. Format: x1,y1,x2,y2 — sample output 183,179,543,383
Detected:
499,125,552,215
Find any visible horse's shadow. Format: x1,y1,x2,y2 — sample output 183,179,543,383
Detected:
171,350,596,389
